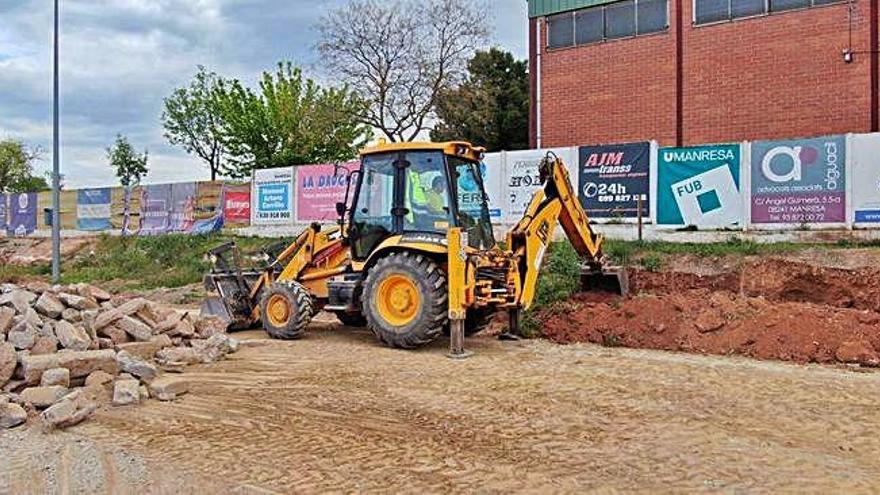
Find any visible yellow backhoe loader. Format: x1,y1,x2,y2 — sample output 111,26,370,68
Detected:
202,141,626,354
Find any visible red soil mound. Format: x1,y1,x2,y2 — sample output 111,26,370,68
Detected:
541,260,880,367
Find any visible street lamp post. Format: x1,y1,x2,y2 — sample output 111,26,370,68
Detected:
51,0,61,282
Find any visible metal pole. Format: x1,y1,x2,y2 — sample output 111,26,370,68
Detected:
51,0,61,282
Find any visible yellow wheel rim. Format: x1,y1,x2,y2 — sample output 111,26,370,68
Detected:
266,294,291,327
376,274,421,326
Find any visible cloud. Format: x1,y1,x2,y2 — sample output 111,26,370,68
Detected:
0,0,527,189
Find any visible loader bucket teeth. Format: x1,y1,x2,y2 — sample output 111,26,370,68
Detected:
580,266,629,297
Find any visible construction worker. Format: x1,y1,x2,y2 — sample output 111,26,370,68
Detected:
425,176,447,215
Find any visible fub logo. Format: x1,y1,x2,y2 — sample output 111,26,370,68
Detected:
671,165,741,226
657,144,742,227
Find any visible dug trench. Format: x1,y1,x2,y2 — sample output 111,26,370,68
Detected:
540,258,880,367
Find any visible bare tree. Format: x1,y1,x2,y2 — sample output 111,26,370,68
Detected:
317,0,490,142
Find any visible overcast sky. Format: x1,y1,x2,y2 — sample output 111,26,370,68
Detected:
0,0,528,188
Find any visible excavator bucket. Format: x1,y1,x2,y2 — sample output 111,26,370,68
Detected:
200,296,234,325
580,265,629,297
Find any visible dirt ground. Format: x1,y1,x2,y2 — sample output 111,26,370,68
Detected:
3,316,880,493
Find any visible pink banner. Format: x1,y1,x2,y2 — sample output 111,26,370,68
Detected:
296,161,359,222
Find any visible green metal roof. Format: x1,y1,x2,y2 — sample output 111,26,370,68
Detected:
528,0,618,18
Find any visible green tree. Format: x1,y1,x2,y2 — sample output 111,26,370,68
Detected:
107,134,149,187
162,66,229,181
0,139,47,192
212,62,370,176
431,49,530,152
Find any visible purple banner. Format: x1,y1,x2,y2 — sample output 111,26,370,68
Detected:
751,136,846,224
7,193,36,236
139,184,172,235
170,182,196,232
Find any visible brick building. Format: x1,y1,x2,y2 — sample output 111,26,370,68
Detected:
527,0,878,148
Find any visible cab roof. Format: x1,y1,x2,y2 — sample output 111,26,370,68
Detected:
360,140,486,163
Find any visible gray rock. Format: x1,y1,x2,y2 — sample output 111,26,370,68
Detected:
7,323,37,350
0,290,36,314
116,334,173,361
40,368,70,388
148,377,189,401
156,346,202,366
115,316,154,342
0,307,15,336
112,379,141,406
41,390,97,429
0,342,15,388
34,292,65,319
116,351,158,382
58,292,99,311
53,320,91,351
30,336,59,355
0,402,27,429
21,385,69,409
61,308,82,323
84,370,115,388
19,349,119,385
192,334,238,363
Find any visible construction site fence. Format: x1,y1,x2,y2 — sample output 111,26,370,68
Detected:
5,132,880,237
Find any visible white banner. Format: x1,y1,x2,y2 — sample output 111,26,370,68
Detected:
252,167,294,225
852,133,880,224
504,147,576,222
480,153,506,220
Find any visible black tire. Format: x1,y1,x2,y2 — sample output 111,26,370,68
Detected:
362,252,448,349
335,311,368,327
259,281,314,340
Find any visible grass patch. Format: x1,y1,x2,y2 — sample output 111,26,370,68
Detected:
49,233,286,291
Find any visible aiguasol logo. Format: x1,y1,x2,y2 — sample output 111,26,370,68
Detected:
761,142,840,190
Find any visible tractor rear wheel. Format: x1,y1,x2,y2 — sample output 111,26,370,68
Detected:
362,252,448,349
259,281,314,340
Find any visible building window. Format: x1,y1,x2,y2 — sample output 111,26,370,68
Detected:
546,0,669,50
694,0,844,25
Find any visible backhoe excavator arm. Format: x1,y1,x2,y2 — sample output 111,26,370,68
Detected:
504,153,620,310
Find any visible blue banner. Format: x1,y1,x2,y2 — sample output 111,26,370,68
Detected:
77,188,112,231
579,142,650,219
8,192,37,236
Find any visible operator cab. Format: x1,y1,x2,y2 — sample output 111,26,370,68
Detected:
344,141,495,260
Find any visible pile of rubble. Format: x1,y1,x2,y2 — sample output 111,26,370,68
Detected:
0,282,237,430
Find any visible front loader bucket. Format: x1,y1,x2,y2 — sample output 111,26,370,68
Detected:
580,265,629,297
200,296,234,324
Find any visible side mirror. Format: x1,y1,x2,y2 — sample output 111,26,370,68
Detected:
335,202,346,217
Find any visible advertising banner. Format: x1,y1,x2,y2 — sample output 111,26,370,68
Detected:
76,188,112,231
253,167,294,225
656,144,742,227
505,148,573,222
296,161,358,222
223,185,251,224
578,142,650,219
751,135,846,224
0,194,7,231
8,192,37,236
139,184,172,235
169,182,197,232
850,134,880,223
475,154,504,219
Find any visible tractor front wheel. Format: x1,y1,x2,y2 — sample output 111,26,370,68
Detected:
363,252,448,349
259,281,314,340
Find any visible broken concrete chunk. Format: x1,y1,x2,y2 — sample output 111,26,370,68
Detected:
98,325,131,345
40,368,70,388
112,379,141,406
61,308,82,323
116,334,172,361
0,342,15,388
41,390,97,429
0,402,27,429
194,317,227,339
117,298,149,317
54,320,92,352
21,385,69,409
0,290,37,314
7,323,37,350
19,349,119,385
0,307,15,336
148,377,189,401
58,293,99,311
192,334,239,363
116,316,154,342
84,370,115,388
34,292,65,319
31,336,59,356
116,351,158,382
156,346,202,366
